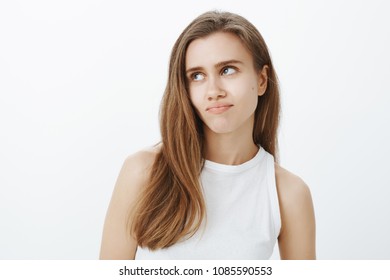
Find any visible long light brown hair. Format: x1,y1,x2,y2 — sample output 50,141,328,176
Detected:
130,10,281,250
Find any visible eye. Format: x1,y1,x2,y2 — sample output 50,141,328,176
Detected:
192,72,205,81
221,66,237,76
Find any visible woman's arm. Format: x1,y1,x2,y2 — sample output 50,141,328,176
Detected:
99,150,155,259
275,164,316,259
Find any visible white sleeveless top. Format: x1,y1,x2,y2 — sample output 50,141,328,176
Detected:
135,147,281,259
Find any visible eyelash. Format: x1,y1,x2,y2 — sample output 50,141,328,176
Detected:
190,66,238,81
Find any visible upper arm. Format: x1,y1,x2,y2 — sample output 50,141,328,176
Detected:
275,165,316,260
99,150,155,260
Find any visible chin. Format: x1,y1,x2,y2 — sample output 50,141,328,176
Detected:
206,124,235,135
203,118,241,135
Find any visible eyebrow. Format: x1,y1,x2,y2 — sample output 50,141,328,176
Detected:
185,59,244,74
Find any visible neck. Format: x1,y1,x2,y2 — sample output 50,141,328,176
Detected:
203,119,258,165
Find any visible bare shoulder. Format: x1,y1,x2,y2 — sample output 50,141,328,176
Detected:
122,143,161,181
125,143,162,167
274,163,312,206
99,143,161,260
274,163,316,259
115,143,162,205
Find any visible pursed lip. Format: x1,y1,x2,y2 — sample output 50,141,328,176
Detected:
206,103,233,111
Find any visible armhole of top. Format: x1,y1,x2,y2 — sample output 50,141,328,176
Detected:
266,153,282,239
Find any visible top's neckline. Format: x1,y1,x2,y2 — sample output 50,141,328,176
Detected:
203,146,265,173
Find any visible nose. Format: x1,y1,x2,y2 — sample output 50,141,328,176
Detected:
206,77,226,100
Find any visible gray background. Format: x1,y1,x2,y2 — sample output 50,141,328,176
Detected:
1,0,389,259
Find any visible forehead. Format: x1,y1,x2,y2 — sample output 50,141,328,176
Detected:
185,32,253,68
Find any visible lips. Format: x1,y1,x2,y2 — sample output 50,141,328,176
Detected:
206,103,233,114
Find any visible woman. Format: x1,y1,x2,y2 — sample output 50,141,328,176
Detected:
100,10,316,260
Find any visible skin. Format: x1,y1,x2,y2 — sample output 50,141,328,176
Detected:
100,31,316,260
186,32,265,165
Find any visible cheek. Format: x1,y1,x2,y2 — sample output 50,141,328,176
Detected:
233,82,259,115
234,78,259,99
189,92,204,117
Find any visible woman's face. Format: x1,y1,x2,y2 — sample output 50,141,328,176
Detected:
185,32,268,136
